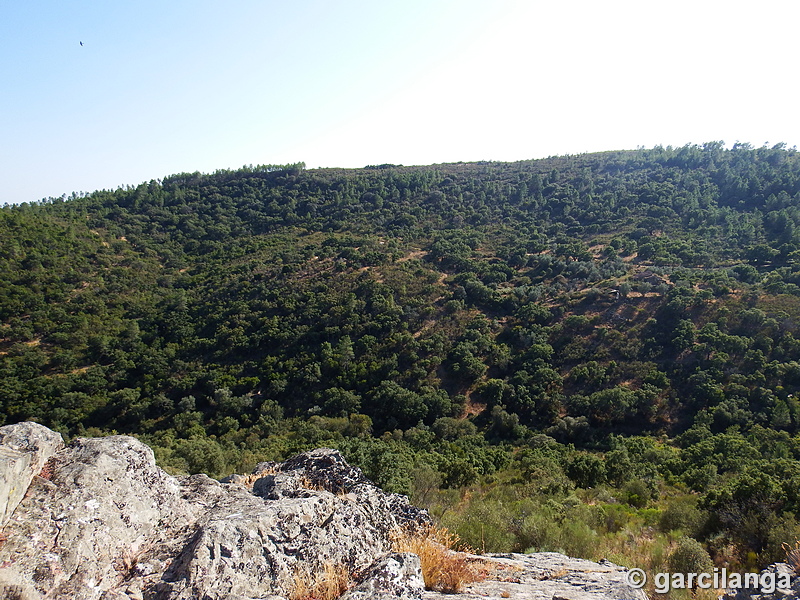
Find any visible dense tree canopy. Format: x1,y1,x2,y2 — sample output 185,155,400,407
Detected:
4,145,800,570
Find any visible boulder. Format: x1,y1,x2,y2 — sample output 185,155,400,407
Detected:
0,435,430,600
0,433,194,600
340,553,425,600
0,421,63,527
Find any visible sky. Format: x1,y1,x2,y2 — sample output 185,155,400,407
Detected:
1,0,799,205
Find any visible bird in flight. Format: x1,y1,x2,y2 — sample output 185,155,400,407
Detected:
79,41,84,46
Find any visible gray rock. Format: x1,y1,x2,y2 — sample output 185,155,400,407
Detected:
721,562,799,599
420,552,648,600
0,421,63,527
161,449,430,600
0,434,195,600
340,553,425,600
253,448,431,531
0,426,651,600
0,432,430,600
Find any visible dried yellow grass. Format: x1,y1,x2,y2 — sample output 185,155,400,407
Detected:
289,562,352,600
784,540,800,574
391,525,482,593
297,473,326,492
239,464,280,488
238,468,328,493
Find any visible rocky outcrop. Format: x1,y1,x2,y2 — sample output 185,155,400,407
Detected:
161,448,430,600
0,423,650,600
420,552,648,600
0,424,429,600
0,430,196,600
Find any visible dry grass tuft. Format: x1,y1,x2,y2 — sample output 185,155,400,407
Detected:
544,567,568,580
297,474,327,492
238,464,281,488
391,525,482,593
113,541,150,581
784,540,800,574
289,562,352,600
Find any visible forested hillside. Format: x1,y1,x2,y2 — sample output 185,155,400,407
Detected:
4,143,800,580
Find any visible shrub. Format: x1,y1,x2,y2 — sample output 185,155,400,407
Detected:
600,503,634,534
668,537,713,575
659,498,704,536
622,480,651,508
519,510,562,553
443,500,516,553
560,520,598,559
519,510,598,559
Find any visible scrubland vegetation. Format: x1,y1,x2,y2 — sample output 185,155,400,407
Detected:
4,144,800,585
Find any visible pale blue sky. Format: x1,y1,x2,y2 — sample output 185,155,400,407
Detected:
1,0,798,204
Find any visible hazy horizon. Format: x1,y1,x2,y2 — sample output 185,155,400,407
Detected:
2,0,799,204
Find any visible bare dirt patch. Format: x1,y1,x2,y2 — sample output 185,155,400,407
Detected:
462,391,486,418
397,249,426,262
